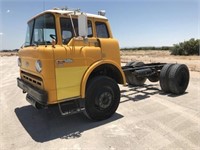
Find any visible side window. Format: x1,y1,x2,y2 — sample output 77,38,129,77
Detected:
95,22,109,38
60,18,78,44
88,20,93,37
60,18,93,44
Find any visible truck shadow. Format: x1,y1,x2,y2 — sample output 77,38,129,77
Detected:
120,84,160,103
15,106,123,143
120,83,187,103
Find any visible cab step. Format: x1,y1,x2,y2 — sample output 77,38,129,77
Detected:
58,99,85,116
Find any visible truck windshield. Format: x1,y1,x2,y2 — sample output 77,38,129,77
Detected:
24,21,34,46
24,13,56,46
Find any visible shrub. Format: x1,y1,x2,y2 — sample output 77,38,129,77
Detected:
170,38,200,55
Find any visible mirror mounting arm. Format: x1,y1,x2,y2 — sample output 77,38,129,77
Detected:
69,14,77,37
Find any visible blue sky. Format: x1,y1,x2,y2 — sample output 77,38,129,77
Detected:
0,0,199,50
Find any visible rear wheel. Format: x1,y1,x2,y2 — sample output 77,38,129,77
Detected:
148,74,159,82
125,62,147,86
168,64,189,94
84,76,120,121
159,64,174,93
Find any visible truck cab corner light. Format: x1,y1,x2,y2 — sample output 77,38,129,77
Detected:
35,60,42,73
18,58,22,67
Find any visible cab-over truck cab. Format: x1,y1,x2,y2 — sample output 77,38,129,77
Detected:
17,8,126,120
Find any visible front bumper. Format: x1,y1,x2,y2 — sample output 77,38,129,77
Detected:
17,78,48,107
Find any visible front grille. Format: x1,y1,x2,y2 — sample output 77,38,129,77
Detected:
21,71,43,89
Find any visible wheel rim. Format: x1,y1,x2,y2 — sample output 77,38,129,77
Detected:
95,91,113,110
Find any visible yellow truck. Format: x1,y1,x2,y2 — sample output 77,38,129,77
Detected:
17,8,189,120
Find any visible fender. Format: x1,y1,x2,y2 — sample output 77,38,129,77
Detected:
80,60,126,98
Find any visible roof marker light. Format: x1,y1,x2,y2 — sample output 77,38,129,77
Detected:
98,10,106,16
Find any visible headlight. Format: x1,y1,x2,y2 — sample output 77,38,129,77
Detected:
35,60,42,73
18,58,21,67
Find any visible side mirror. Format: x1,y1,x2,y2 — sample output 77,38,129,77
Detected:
78,13,88,38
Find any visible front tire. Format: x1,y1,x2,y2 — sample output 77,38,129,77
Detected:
85,76,120,121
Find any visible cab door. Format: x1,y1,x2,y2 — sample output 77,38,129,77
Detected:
54,17,101,101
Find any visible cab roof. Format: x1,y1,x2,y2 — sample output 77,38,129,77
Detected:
28,9,108,22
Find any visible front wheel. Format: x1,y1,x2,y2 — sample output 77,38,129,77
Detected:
84,76,120,121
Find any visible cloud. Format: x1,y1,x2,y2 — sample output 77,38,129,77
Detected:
0,33,3,35
6,10,10,13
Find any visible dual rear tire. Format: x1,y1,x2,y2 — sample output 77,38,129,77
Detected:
125,62,190,95
125,62,147,86
160,64,189,95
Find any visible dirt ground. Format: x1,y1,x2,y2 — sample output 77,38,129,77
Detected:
0,52,200,149
0,51,18,57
